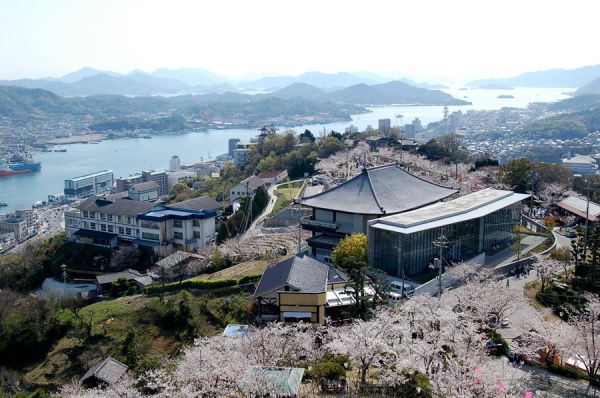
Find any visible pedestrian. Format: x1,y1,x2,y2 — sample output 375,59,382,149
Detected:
506,279,510,288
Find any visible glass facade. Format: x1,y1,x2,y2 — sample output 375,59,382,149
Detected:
371,203,521,277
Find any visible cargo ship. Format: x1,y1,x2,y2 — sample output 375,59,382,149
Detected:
0,166,32,176
5,154,41,172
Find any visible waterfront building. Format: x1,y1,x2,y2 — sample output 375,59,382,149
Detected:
64,170,114,198
230,175,266,203
228,138,240,157
0,217,28,242
368,188,528,277
169,155,181,172
300,164,458,262
254,254,361,324
561,154,598,178
116,170,169,196
65,196,217,257
378,118,391,136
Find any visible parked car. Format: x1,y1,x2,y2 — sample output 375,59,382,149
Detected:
501,318,510,328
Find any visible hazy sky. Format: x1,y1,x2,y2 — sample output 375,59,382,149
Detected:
0,0,598,82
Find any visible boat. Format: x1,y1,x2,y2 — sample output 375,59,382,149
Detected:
53,149,67,152
0,201,7,206
9,161,41,171
0,168,31,176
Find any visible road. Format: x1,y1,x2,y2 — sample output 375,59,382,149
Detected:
445,230,599,397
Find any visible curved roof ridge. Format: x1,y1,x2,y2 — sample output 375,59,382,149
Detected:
365,168,385,213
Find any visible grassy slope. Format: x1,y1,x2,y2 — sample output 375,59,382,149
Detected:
272,181,305,214
25,293,253,388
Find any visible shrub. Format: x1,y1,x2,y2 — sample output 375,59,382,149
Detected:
547,363,585,380
145,275,261,294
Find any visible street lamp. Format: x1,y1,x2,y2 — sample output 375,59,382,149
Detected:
431,235,449,298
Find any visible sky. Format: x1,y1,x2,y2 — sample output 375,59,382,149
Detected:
0,0,598,83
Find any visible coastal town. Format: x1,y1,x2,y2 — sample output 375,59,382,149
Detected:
2,115,600,397
4,1,600,397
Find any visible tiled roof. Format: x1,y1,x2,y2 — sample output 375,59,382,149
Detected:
235,176,266,191
155,250,205,270
254,255,343,297
258,170,286,179
301,164,458,215
96,269,153,286
169,196,221,211
78,196,155,217
130,181,159,191
80,357,128,385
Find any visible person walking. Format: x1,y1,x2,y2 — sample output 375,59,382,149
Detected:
506,279,510,288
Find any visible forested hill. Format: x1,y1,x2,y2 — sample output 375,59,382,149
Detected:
520,105,600,140
0,85,366,122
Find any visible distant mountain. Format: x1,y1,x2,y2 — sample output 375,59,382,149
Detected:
265,83,328,100
468,64,600,89
0,73,190,96
242,71,378,90
327,81,469,105
58,67,123,83
576,76,600,95
151,68,228,86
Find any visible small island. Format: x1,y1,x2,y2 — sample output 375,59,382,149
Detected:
497,94,515,99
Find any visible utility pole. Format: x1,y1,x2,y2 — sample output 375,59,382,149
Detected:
432,235,449,298
584,178,591,259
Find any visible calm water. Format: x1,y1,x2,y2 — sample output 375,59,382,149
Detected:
0,87,572,214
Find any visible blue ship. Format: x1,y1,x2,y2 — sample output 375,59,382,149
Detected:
9,161,41,171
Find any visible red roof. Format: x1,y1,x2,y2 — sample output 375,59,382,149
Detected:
258,170,286,179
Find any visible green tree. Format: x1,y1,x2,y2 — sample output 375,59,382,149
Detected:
498,158,532,193
318,136,345,158
299,129,315,143
216,221,230,244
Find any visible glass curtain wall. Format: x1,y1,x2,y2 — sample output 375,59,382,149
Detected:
371,204,521,277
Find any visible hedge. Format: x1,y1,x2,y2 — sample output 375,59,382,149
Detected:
145,274,261,294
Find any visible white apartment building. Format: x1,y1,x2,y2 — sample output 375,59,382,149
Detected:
65,196,216,257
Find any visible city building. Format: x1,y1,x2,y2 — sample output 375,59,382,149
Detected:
169,155,181,172
0,217,28,242
257,170,288,186
368,188,528,277
0,209,36,242
64,170,114,198
228,138,240,157
116,170,169,196
127,181,159,202
166,169,196,190
300,164,458,262
561,154,598,177
230,175,266,203
233,142,256,168
65,196,217,257
254,255,361,324
378,118,391,136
